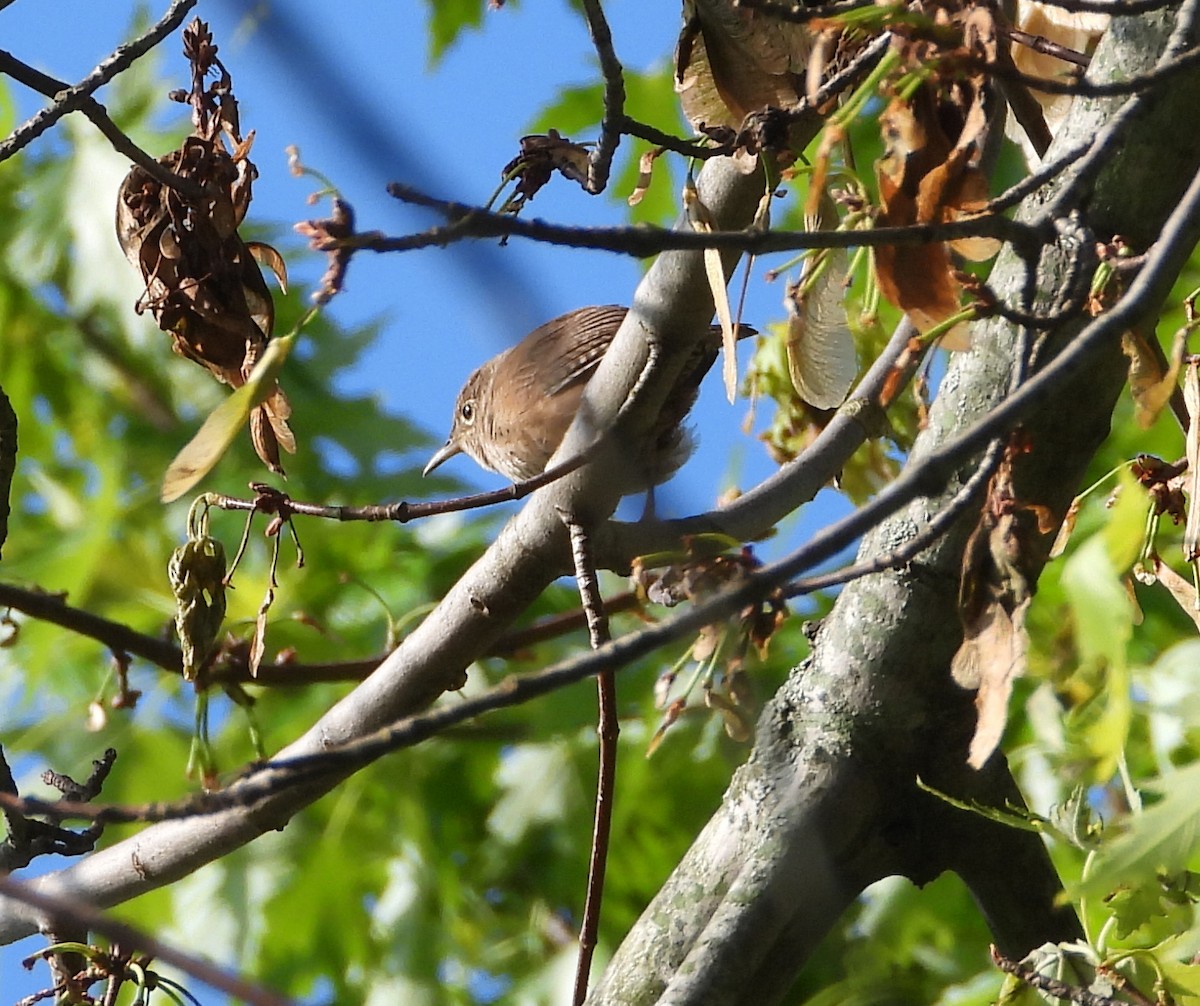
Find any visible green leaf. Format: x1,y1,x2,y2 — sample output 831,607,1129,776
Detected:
161,333,296,502
1101,467,1152,573
424,0,488,63
1066,761,1200,904
1159,958,1200,1005
1103,869,1198,940
1061,533,1134,774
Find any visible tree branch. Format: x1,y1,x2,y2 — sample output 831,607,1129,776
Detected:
589,5,1200,1002
0,0,199,188
0,132,820,944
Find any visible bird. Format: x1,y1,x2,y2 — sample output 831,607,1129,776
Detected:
423,305,749,486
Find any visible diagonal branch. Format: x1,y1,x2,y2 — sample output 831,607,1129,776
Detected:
0,0,197,162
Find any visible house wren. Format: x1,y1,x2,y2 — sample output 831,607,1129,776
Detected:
424,305,747,485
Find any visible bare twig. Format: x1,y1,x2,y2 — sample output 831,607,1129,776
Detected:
1006,26,1093,69
781,438,1005,599
382,182,1029,255
580,0,625,194
0,748,111,873
560,514,617,1006
985,42,1200,97
0,0,200,186
0,875,293,1006
0,50,205,199
985,140,1093,214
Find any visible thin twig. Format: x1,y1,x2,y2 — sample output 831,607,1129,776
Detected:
1006,27,1093,69
620,116,728,160
580,0,625,195
0,50,205,199
985,43,1200,97
560,515,617,1006
782,438,1004,599
984,140,1093,215
990,946,1119,1006
382,182,1029,255
0,0,198,173
0,875,293,1006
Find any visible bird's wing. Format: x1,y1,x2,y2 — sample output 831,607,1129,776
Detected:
521,305,628,397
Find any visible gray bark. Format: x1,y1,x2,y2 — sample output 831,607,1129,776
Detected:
590,7,1200,1004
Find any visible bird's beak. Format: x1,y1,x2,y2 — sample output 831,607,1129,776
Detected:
423,438,462,477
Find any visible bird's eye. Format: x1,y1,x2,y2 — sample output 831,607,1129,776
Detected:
459,400,475,425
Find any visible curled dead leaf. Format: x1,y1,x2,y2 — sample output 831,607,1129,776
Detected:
628,147,666,207
116,19,295,484
872,22,1000,345
499,130,591,213
1122,327,1187,429
952,432,1052,768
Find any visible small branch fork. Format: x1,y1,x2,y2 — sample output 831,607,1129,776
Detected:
0,0,203,197
0,746,114,872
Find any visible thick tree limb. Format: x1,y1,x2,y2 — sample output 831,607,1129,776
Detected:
588,6,1200,1004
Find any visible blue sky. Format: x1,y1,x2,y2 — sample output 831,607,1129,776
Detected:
1,2,849,998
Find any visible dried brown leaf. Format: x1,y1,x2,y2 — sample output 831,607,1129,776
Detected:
1123,326,1186,429
499,130,590,212
116,25,296,481
248,241,288,293
956,595,1031,769
872,70,997,344
1154,559,1200,631
952,433,1048,767
249,584,275,678
628,147,665,207
675,0,810,131
684,178,739,401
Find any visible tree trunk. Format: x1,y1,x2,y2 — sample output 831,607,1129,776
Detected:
590,7,1200,1003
